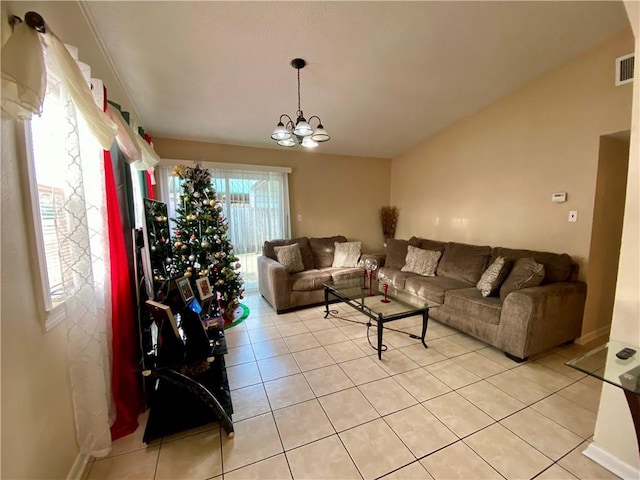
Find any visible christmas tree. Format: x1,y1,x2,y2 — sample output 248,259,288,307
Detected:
169,164,244,314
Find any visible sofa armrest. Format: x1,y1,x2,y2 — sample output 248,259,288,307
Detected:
258,255,291,311
497,281,587,359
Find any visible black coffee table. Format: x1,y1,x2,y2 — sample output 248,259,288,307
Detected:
323,278,440,359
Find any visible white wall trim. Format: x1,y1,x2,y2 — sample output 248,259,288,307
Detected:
583,442,640,479
160,158,292,174
66,453,91,480
576,325,611,345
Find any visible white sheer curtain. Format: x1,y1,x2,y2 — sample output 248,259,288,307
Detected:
156,162,291,292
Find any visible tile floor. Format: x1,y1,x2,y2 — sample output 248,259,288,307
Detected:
84,293,620,480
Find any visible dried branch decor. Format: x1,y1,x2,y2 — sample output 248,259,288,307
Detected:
380,206,399,239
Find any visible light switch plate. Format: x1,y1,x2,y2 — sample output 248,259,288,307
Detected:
569,211,578,222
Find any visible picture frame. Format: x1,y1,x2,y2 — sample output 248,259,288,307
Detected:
175,276,195,304
145,299,180,340
195,276,214,300
201,297,213,318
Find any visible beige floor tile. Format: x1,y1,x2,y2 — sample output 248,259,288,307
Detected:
107,412,158,457
264,373,315,410
312,328,351,345
221,413,283,473
423,391,493,438
319,387,379,431
87,446,159,480
257,353,301,382
352,335,388,356
339,323,369,340
358,377,418,415
251,338,290,360
381,461,433,480
385,404,457,458
227,362,263,390
427,337,473,357
475,346,523,369
465,423,553,479
302,318,329,332
159,421,220,444
296,306,326,320
243,315,276,331
557,377,602,413
340,356,389,385
425,321,458,339
420,440,502,480
286,435,362,480
400,344,448,366
277,321,311,338
156,428,222,480
224,454,292,480
535,353,588,381
275,312,304,323
384,330,421,349
486,369,553,404
393,368,452,402
226,345,257,367
448,332,489,350
500,408,582,460
425,359,482,389
225,329,251,348
513,363,575,391
534,464,579,479
377,349,421,375
304,364,355,397
558,442,622,480
531,393,597,438
324,340,368,363
230,384,271,421
248,326,282,344
292,346,335,372
283,332,322,352
455,351,507,378
340,418,415,480
458,380,526,420
273,399,335,450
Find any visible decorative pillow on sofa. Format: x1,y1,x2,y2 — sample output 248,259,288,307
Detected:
332,241,362,268
476,256,512,297
401,246,441,276
499,257,545,300
274,244,305,273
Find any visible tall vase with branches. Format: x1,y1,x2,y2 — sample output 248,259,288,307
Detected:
380,206,399,244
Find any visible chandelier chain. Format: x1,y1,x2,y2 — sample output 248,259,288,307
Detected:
297,68,302,117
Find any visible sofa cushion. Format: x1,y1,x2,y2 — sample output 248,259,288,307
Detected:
386,238,410,270
436,242,491,285
290,270,333,291
499,257,545,300
401,246,441,276
445,288,502,325
274,244,305,273
310,236,347,268
378,267,419,290
490,247,573,284
409,236,446,253
476,256,512,297
332,241,362,268
324,267,362,283
404,276,471,304
264,237,314,270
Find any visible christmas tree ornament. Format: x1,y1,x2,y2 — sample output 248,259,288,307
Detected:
174,241,183,248
150,246,156,252
187,266,193,271
201,240,210,249
193,192,200,198
184,271,192,278
209,200,216,207
188,255,196,262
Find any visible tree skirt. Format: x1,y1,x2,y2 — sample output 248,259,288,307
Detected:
223,303,250,330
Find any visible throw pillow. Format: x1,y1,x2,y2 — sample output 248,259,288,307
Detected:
274,244,305,273
476,256,512,297
401,245,441,276
332,241,362,268
499,257,545,300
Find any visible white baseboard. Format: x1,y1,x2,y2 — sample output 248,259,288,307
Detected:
576,325,611,345
66,453,90,480
583,442,640,479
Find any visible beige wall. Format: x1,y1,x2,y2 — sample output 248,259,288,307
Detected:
390,28,634,337
153,138,391,252
1,114,79,478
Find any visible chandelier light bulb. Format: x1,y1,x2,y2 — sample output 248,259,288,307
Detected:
293,118,312,137
311,124,330,142
271,122,291,141
301,136,318,148
277,138,295,147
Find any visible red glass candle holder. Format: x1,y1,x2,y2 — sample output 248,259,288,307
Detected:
381,283,390,303
362,268,368,290
368,270,375,296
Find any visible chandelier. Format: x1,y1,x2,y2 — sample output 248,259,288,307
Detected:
270,58,330,148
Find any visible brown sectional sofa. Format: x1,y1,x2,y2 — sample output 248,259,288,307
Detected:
379,237,587,361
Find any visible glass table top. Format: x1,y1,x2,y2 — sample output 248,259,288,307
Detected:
566,339,640,395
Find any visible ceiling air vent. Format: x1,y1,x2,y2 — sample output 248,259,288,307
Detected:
615,53,634,86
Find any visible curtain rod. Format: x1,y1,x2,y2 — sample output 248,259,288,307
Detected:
9,11,46,33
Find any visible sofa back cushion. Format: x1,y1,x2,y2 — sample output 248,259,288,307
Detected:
386,238,410,270
401,246,441,276
490,247,573,284
263,237,314,270
437,242,492,285
310,235,347,268
409,236,446,254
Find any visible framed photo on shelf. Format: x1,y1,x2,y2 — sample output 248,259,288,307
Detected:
145,299,180,340
195,277,214,300
201,297,213,318
175,276,195,304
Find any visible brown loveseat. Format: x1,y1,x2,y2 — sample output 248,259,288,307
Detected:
378,237,587,361
258,236,380,313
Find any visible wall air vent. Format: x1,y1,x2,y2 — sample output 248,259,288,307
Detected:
615,53,634,86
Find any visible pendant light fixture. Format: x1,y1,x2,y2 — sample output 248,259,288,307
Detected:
270,58,330,148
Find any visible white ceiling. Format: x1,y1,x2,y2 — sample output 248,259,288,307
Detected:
82,1,630,159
